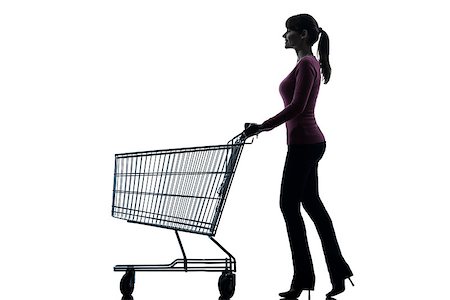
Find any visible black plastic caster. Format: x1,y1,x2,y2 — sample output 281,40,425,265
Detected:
120,268,135,297
218,271,235,299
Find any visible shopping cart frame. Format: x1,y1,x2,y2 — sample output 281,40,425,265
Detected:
112,131,252,299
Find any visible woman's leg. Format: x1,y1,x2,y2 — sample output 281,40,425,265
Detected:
302,161,352,280
279,146,317,288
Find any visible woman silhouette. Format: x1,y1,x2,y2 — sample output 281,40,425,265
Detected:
244,14,353,299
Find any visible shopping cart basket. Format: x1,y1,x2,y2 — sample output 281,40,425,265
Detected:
112,130,251,299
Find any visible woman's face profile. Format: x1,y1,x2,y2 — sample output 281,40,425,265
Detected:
283,28,302,49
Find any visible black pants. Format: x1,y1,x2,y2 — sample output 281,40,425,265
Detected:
280,142,352,289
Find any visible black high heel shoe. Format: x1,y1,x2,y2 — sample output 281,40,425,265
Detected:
326,276,354,298
279,288,311,299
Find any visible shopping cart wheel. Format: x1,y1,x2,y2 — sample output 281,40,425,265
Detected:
218,271,235,299
120,268,135,297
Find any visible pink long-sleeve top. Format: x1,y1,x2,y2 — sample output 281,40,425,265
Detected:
262,55,325,145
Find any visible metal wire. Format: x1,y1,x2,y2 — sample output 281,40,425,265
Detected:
112,136,248,236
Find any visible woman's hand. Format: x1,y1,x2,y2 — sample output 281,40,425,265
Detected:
243,123,263,138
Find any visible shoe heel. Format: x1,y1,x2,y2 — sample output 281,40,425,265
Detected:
348,277,355,287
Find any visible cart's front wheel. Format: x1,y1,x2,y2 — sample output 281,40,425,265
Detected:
120,268,135,297
218,271,235,299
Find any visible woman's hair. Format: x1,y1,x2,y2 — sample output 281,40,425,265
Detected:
286,14,331,84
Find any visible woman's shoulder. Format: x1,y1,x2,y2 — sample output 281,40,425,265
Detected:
295,56,319,74
297,55,319,66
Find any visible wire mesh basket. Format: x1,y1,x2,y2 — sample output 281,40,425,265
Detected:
112,133,247,236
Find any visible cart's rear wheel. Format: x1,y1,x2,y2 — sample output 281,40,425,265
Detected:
218,271,235,299
120,268,135,297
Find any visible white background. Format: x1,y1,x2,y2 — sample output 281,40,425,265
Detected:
1,0,449,299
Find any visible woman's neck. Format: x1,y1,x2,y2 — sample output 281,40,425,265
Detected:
296,48,313,62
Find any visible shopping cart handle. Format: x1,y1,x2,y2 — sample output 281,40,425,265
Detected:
227,130,251,144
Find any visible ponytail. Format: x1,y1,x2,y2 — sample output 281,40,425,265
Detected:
317,28,331,84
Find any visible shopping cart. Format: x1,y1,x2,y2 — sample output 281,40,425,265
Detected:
112,129,252,299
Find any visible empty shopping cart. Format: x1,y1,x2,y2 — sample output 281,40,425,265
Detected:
112,130,251,299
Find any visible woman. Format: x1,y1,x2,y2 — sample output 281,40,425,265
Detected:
244,14,353,299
